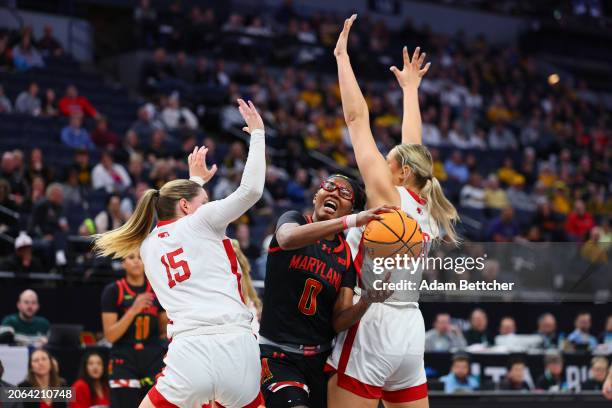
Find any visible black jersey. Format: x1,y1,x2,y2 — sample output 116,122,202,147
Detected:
101,278,164,348
259,211,357,346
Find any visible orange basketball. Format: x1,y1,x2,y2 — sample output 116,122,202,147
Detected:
363,209,423,259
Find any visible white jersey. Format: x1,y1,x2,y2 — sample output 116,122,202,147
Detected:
140,131,265,340
346,186,439,303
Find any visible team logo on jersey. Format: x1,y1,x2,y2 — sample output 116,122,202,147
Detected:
261,358,273,384
124,294,133,300
417,208,422,214
158,231,169,238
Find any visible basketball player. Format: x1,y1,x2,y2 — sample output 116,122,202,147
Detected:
101,251,167,407
326,15,459,408
259,174,394,408
94,99,266,408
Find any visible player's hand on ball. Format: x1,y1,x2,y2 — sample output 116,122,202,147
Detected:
188,146,217,182
390,46,431,89
131,293,154,314
356,205,399,228
237,98,264,134
334,14,356,57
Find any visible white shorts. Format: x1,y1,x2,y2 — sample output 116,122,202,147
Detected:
147,331,263,408
326,298,428,403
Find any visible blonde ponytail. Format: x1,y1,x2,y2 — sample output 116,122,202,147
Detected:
421,176,460,244
231,239,262,310
392,144,460,244
93,189,158,259
93,179,203,259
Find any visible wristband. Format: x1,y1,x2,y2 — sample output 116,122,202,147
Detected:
341,214,357,230
251,129,265,138
189,176,205,187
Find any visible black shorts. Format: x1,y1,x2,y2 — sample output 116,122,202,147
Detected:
260,344,329,408
109,343,166,389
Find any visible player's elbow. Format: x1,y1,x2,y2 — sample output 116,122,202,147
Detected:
344,108,368,125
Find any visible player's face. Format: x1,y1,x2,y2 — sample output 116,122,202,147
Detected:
386,149,408,186
122,252,144,277
312,177,354,221
86,354,104,380
30,350,51,377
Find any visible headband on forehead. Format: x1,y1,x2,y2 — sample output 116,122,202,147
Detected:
327,173,366,211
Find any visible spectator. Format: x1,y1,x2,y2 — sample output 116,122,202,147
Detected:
565,199,595,241
70,351,109,408
599,315,612,345
134,0,158,47
141,48,176,93
499,316,517,335
0,34,12,71
1,151,29,198
0,231,44,273
488,124,518,150
174,51,194,83
440,354,479,393
536,313,559,349
0,84,12,113
497,158,521,186
27,147,53,183
160,92,198,130
463,308,491,346
499,359,531,391
91,151,131,193
41,88,58,117
459,172,485,210
12,33,45,71
58,85,99,118
37,25,64,57
90,116,120,149
444,151,469,184
487,207,519,242
28,183,70,265
60,113,95,150
72,149,92,186
93,194,126,233
1,289,50,346
235,223,260,260
582,357,609,391
425,313,467,351
506,175,537,212
15,82,41,116
484,175,509,210
130,105,160,139
535,353,566,391
18,349,67,407
567,312,598,351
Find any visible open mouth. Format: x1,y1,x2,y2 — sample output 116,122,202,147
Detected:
323,199,338,213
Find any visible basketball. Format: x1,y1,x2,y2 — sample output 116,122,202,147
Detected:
363,209,423,259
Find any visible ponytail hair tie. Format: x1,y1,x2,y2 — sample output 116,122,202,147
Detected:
153,190,160,197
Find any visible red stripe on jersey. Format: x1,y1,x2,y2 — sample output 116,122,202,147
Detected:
120,278,136,298
147,386,179,408
157,219,177,227
337,321,360,375
222,239,245,304
381,382,428,403
116,279,124,306
268,246,282,253
405,188,427,205
270,381,308,392
353,236,365,287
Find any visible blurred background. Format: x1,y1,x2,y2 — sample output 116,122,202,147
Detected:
0,0,610,406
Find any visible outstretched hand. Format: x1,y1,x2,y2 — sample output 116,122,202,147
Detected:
334,14,357,58
237,98,264,135
188,146,217,182
390,46,431,89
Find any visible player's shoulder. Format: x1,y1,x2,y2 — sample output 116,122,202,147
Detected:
276,210,308,228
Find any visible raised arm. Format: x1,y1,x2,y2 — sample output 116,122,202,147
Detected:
334,15,399,208
191,99,266,234
390,46,430,145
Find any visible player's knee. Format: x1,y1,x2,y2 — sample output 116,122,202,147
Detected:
265,386,310,408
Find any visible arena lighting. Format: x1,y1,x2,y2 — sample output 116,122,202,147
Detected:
548,73,561,85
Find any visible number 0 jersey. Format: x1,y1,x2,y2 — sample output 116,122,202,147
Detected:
101,278,163,347
259,211,357,346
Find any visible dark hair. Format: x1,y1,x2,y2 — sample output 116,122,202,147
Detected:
508,357,526,370
328,174,366,211
77,351,108,398
452,354,470,364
